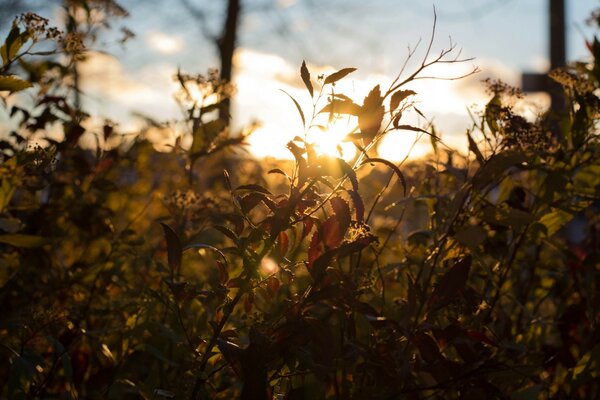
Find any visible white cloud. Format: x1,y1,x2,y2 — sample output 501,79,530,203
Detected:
145,31,184,55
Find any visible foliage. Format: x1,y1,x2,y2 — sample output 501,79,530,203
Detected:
1,6,599,400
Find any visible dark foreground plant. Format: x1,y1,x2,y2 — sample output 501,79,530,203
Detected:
1,6,599,400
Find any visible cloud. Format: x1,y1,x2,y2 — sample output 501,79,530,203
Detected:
145,31,185,55
78,52,181,127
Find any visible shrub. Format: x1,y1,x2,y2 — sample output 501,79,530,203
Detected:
0,6,599,400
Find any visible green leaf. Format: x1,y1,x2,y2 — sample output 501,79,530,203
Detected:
324,67,356,85
390,89,416,112
539,209,574,237
1,24,22,65
0,75,33,93
0,234,48,248
300,60,313,97
473,151,527,190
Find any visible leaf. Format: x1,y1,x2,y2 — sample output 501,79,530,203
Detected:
330,197,351,230
413,332,444,364
0,75,32,93
390,89,416,112
324,67,356,85
338,158,358,191
358,85,384,139
454,225,487,249
321,216,344,249
300,60,313,97
347,190,365,222
361,157,407,196
396,124,429,134
191,119,226,156
216,261,229,285
213,225,238,242
472,151,527,189
239,192,276,214
160,223,182,272
234,184,272,195
467,130,484,164
427,256,472,314
267,168,290,179
278,231,289,256
539,209,574,237
0,234,48,248
280,89,305,129
318,99,361,116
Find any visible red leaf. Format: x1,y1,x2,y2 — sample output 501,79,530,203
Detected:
308,229,323,270
321,216,343,249
330,197,351,230
217,261,229,285
278,231,289,256
266,276,280,297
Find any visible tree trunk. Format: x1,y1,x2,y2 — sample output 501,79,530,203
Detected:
218,0,240,123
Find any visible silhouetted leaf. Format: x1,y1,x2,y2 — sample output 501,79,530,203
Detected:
390,89,416,112
234,184,272,195
0,234,48,248
160,223,182,272
324,67,356,85
359,85,384,139
300,60,313,97
338,158,358,191
467,130,484,164
361,157,406,196
454,225,487,249
280,89,305,129
318,99,361,116
427,256,472,314
347,190,364,222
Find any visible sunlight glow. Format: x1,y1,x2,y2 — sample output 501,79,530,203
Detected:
146,32,184,54
377,131,430,162
306,122,356,160
260,257,279,275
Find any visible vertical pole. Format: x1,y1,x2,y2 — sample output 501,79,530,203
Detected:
549,0,566,116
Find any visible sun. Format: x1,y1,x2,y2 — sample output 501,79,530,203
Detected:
306,121,357,161
247,120,357,161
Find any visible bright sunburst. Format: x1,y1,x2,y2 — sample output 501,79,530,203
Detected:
306,121,357,160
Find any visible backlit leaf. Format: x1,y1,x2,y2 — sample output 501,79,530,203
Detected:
390,89,416,112
361,157,406,196
324,67,356,85
318,99,361,116
0,234,48,248
0,75,32,93
300,60,313,97
280,89,305,129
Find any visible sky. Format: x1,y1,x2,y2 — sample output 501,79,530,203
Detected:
1,0,598,160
